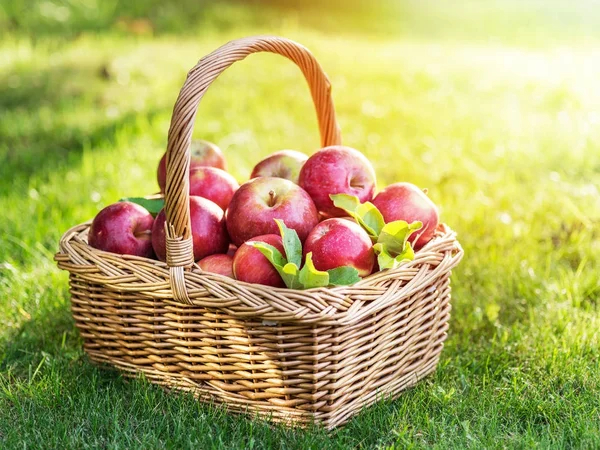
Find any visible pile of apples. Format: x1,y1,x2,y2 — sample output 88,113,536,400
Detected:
88,140,439,288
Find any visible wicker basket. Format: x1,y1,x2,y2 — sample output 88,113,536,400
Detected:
55,36,463,429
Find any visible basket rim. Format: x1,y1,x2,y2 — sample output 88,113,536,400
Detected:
56,220,462,291
55,219,463,325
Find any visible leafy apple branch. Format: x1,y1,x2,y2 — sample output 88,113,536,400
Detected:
330,194,422,270
250,220,361,289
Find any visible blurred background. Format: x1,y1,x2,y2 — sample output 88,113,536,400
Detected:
1,1,599,446
3,0,600,41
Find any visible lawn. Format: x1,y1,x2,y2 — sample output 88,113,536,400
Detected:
1,0,599,448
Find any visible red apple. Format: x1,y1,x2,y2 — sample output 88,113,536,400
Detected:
226,177,319,247
299,145,376,217
189,167,239,211
250,150,308,184
157,139,226,192
88,202,154,258
303,218,375,277
152,196,229,262
232,234,285,287
372,182,439,249
198,254,234,278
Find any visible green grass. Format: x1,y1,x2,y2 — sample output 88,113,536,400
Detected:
1,1,600,448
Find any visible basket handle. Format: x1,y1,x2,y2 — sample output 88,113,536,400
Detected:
163,36,342,303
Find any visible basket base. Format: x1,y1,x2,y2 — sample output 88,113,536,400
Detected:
84,342,443,429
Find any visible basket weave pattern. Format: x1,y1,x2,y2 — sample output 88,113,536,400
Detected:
55,36,463,429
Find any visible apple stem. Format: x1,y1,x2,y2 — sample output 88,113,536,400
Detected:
268,190,276,207
422,188,429,195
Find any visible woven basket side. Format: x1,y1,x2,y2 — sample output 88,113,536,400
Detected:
320,273,452,428
72,264,454,429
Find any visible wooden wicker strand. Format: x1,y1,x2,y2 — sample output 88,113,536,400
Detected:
55,35,464,429
165,223,194,304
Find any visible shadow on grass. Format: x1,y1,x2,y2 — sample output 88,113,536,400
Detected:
0,61,167,192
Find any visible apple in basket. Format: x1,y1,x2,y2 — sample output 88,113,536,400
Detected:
88,202,155,258
157,139,226,192
304,218,375,277
189,166,239,211
372,182,439,250
226,177,319,247
198,253,234,278
232,234,285,287
250,150,308,184
152,196,229,262
299,145,376,217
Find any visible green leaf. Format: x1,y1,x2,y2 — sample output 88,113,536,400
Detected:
374,242,415,270
249,242,287,271
274,219,302,267
373,243,395,270
329,193,385,239
120,197,165,216
373,220,422,270
281,262,303,290
377,220,422,254
355,202,386,237
330,193,361,214
298,252,330,289
327,266,361,286
250,242,304,289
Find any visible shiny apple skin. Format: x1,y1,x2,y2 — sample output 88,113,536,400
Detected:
157,140,226,192
88,202,155,258
198,254,234,278
298,145,376,217
226,177,319,247
303,218,375,277
250,150,308,184
232,234,285,287
152,196,229,262
372,182,439,249
189,166,239,211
